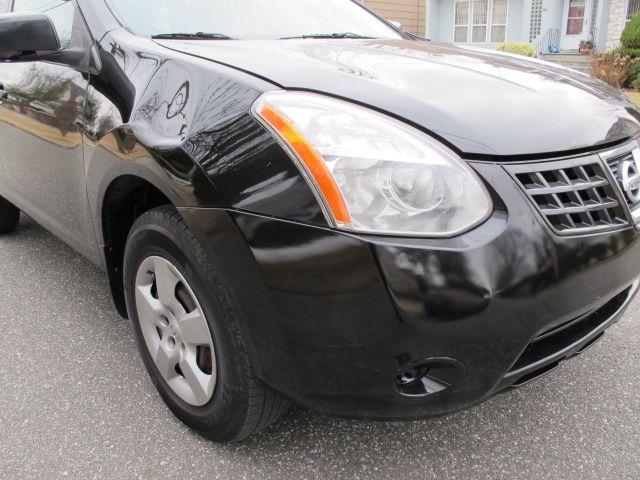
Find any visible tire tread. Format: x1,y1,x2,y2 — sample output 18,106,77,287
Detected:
127,206,290,442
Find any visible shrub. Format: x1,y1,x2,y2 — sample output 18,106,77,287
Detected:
621,47,640,58
632,76,640,90
621,13,640,49
496,41,536,58
591,52,632,88
625,58,640,88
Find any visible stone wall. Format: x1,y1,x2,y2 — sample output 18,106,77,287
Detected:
606,0,628,50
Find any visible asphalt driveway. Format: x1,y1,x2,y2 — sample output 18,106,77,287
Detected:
1,216,639,480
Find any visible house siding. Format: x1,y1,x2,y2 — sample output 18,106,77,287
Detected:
506,0,526,45
364,0,427,36
428,0,455,41
526,0,563,48
423,0,628,53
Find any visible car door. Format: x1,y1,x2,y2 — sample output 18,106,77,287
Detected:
0,0,98,260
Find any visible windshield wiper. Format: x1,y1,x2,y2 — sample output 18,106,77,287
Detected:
280,32,376,40
152,32,235,40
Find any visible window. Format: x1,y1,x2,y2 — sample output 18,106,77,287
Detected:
566,0,585,35
13,0,92,50
454,0,507,44
491,0,507,42
106,0,402,40
454,0,470,43
472,0,488,43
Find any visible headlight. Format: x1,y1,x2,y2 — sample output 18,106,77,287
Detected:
252,91,492,237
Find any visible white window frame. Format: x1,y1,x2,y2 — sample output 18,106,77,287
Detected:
454,0,471,43
453,0,509,44
489,0,508,43
471,0,489,44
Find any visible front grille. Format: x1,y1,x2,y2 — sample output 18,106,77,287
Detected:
604,149,640,220
507,157,628,234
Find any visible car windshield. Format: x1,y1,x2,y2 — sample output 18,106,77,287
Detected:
106,0,402,40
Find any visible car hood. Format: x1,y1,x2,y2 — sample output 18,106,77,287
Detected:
156,38,640,158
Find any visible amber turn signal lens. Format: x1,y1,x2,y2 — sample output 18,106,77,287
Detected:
259,104,352,225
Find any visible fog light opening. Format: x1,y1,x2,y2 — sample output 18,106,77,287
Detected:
394,357,465,398
396,366,429,386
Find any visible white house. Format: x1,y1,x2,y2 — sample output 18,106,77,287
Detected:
426,0,636,53
365,0,639,53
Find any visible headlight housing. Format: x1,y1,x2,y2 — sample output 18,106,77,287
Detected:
252,91,492,237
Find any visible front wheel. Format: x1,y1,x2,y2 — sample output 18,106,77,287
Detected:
123,206,290,442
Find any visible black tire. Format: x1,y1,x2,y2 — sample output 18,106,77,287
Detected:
123,205,290,442
0,195,20,234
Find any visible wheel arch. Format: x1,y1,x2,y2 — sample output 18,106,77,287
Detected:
100,173,176,317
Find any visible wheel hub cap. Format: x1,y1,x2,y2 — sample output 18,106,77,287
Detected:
134,256,217,406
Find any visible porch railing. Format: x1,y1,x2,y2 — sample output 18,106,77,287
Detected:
535,28,560,56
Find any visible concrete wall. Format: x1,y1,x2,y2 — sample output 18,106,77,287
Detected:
364,0,427,35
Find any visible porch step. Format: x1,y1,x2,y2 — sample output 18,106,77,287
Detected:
539,53,594,75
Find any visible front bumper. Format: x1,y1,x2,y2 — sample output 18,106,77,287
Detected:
180,160,640,419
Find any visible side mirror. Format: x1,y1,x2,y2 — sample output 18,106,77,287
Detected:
0,13,61,62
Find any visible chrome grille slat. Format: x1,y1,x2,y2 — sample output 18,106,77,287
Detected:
506,156,629,235
524,179,608,195
540,200,620,215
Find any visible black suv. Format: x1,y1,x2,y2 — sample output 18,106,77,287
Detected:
1,0,639,442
